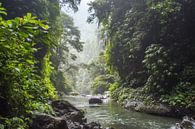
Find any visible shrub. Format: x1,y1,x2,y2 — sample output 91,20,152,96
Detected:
92,74,114,94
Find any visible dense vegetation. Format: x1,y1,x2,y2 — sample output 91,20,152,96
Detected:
0,0,195,128
0,0,82,128
88,0,195,111
88,53,115,94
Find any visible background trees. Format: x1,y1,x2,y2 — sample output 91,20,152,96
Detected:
50,12,83,94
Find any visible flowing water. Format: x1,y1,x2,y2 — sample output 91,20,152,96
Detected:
64,95,179,129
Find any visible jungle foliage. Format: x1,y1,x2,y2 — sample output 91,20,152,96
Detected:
88,0,195,109
0,0,82,128
88,53,115,94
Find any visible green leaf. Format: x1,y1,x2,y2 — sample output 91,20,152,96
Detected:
39,23,49,30
6,20,12,27
0,10,7,16
26,13,32,20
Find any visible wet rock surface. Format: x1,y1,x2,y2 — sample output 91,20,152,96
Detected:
171,116,195,129
124,99,195,118
30,113,68,129
89,97,103,104
124,99,172,116
30,100,107,129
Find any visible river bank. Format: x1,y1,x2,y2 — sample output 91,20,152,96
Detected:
121,98,195,119
110,87,195,119
27,95,195,129
64,95,180,129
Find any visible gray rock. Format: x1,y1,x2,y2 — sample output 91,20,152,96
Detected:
181,116,195,129
30,100,104,129
140,104,172,115
51,100,81,116
124,100,171,116
69,111,84,123
89,98,103,104
30,113,68,129
124,100,143,110
52,100,85,124
171,116,195,129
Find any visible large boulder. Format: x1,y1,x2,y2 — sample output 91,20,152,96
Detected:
89,97,103,104
124,100,172,116
180,116,195,129
51,100,81,115
125,100,144,110
51,100,85,123
30,113,68,129
138,104,172,116
171,116,195,129
68,111,86,123
30,100,107,129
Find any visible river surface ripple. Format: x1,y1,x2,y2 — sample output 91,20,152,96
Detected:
63,95,179,129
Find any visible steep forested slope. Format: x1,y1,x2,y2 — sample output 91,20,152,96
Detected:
88,0,195,115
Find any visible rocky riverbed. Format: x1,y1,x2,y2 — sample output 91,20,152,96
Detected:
64,95,181,129
29,100,104,129
170,116,195,129
32,96,195,129
123,99,195,118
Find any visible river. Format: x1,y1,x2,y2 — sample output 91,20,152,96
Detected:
63,95,179,129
